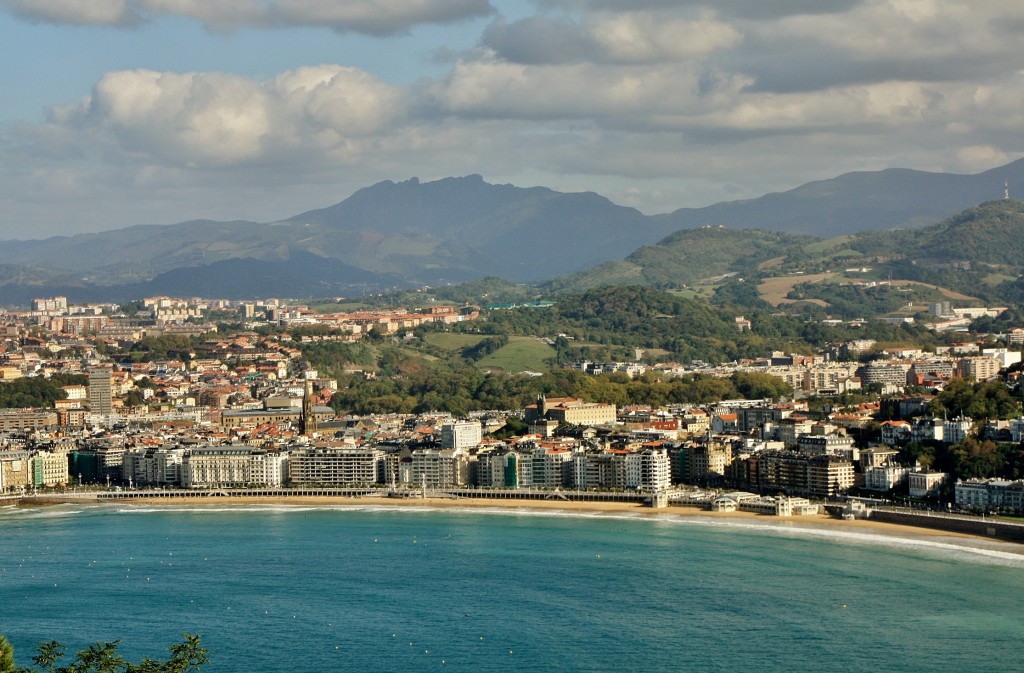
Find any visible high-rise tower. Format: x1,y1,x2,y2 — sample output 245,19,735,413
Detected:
88,365,113,415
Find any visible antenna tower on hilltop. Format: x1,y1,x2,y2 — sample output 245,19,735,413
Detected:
1004,181,1010,200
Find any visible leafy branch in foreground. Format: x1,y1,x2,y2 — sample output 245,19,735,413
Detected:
0,633,207,673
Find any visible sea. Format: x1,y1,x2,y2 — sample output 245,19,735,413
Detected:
2,503,1023,673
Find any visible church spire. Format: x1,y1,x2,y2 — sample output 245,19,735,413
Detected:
300,379,317,436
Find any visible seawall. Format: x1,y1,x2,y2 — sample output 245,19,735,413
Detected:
868,509,1024,542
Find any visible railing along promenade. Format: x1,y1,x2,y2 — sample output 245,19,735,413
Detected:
16,486,669,504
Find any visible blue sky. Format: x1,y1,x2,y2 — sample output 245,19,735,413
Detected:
1,0,1022,238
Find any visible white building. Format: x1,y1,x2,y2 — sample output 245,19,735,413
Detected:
981,348,1021,370
863,465,910,492
943,416,973,445
908,470,947,497
797,434,858,461
440,420,483,451
182,446,286,488
955,478,1024,512
624,448,671,492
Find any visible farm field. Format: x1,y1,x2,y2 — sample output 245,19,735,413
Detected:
478,336,555,373
423,332,487,351
757,272,835,306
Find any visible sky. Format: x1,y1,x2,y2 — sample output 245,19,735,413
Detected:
1,0,1023,238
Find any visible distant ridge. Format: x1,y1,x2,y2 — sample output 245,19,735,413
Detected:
653,159,1024,237
0,158,1021,300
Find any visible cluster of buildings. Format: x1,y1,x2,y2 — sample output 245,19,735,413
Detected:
574,341,1022,399
3,295,1024,516
955,478,1024,513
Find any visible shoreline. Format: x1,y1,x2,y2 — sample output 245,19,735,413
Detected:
14,492,1013,547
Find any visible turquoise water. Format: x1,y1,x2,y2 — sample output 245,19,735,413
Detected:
2,503,1023,673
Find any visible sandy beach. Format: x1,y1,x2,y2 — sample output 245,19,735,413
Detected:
48,493,994,543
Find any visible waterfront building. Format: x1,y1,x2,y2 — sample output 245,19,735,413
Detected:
399,448,469,488
122,447,186,486
908,470,947,497
863,465,910,491
70,444,126,484
181,445,287,488
0,450,33,492
747,451,855,498
288,445,384,485
525,447,573,488
31,450,69,488
955,478,1024,512
739,496,818,516
571,450,626,490
688,442,732,484
625,448,671,491
477,450,521,488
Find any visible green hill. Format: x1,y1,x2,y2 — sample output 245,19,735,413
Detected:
548,227,816,291
851,199,1024,266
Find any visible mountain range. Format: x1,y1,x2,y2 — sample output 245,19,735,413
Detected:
0,159,1022,302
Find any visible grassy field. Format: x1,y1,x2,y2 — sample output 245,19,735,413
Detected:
757,272,835,306
757,256,786,271
983,272,1016,286
887,280,977,301
804,235,853,254
478,336,555,373
423,333,487,351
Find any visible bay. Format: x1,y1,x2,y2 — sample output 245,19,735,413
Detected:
1,503,1022,673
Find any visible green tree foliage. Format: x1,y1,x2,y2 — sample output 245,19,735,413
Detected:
461,335,509,361
3,633,206,673
731,372,793,399
0,374,87,409
786,282,943,319
927,378,1021,420
123,335,199,363
330,364,788,416
1,635,14,673
949,438,1003,480
711,280,771,310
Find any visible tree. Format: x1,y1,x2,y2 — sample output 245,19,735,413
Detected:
0,635,14,673
2,633,206,673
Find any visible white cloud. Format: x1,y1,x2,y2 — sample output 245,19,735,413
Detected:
0,0,141,25
269,0,493,35
49,66,406,168
0,0,494,33
482,12,740,65
4,0,1024,237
